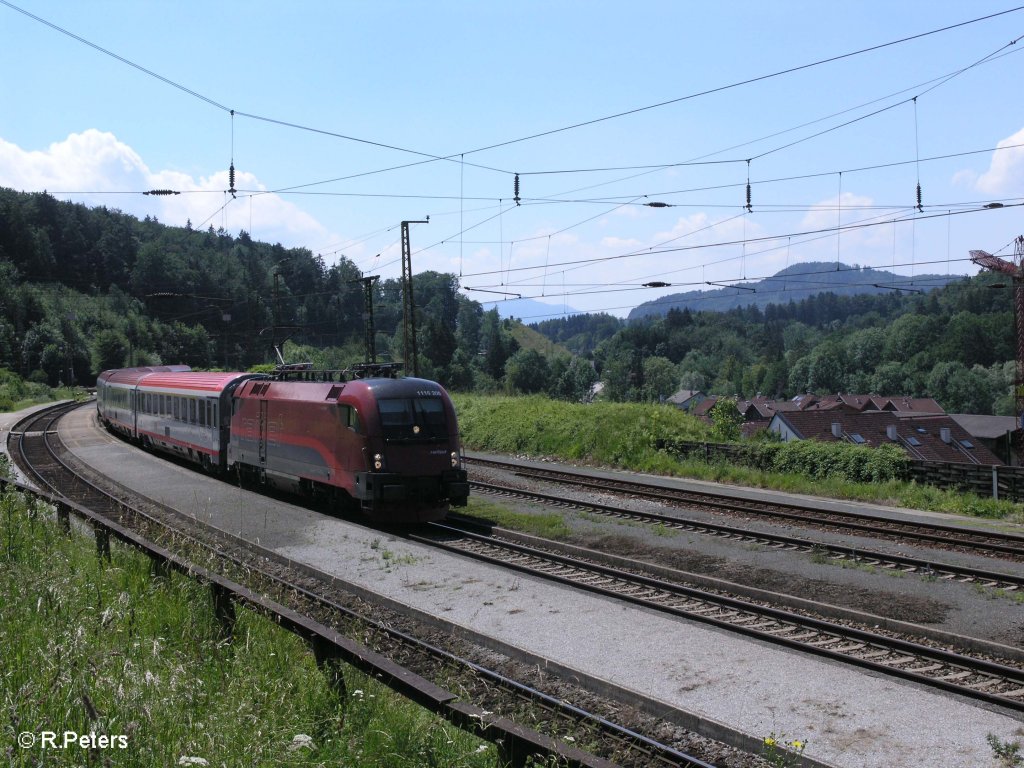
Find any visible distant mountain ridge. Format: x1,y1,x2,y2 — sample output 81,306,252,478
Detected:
627,262,963,321
492,297,582,321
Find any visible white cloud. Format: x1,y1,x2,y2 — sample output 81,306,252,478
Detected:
800,192,875,232
601,235,644,250
0,130,147,191
0,130,336,250
974,126,1024,196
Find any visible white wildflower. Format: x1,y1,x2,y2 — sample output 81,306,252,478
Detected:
474,744,488,753
177,758,208,766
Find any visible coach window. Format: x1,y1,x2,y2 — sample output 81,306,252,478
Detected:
189,399,197,424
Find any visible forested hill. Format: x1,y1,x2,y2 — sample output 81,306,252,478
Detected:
626,262,960,320
0,187,1014,414
0,187,533,395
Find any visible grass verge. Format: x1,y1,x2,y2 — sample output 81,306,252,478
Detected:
0,489,495,767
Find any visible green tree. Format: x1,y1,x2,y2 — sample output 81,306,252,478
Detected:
480,309,518,380
806,342,845,394
882,314,936,362
709,397,743,442
926,361,993,414
92,329,129,373
871,361,909,395
504,348,551,394
641,356,679,402
548,357,598,402
844,327,885,373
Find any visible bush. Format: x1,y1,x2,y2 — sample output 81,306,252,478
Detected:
739,440,908,483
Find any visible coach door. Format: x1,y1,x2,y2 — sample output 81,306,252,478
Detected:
258,399,268,465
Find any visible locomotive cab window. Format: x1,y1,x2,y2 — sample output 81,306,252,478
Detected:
338,404,360,432
378,397,447,441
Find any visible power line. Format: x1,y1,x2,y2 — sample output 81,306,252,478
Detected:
458,203,1022,280
456,6,1024,157
7,0,1020,180
481,259,981,321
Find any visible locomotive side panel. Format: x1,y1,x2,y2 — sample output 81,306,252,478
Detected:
229,380,364,497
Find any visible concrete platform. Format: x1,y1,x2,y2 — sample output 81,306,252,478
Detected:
39,404,1024,767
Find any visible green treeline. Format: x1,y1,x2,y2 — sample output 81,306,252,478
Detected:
0,188,531,393
0,187,1014,414
532,274,1015,415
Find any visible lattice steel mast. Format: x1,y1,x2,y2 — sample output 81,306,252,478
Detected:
400,220,428,377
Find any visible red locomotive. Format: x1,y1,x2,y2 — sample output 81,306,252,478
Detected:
96,364,469,522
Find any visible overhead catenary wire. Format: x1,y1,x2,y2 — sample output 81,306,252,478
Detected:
456,202,1022,280
475,256,979,310
7,0,1021,183
7,0,1023,319
453,6,1024,158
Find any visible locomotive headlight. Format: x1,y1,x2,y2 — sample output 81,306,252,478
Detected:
450,451,460,468
373,453,383,470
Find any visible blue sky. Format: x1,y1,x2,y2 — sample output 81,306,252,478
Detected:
2,1,1023,319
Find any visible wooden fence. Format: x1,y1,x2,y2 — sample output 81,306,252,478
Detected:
907,461,1024,502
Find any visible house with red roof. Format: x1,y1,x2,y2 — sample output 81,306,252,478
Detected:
767,409,1001,465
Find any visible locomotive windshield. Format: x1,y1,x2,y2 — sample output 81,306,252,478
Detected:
378,397,448,441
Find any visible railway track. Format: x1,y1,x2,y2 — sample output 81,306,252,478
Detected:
467,478,1024,593
419,519,1024,714
6,403,719,768
465,456,1024,562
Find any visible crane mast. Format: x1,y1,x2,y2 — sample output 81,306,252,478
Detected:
970,235,1024,464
